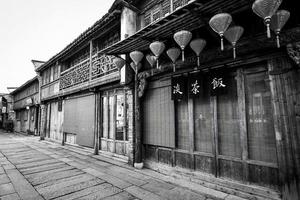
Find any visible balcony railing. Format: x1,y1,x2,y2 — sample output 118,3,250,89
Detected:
60,54,118,90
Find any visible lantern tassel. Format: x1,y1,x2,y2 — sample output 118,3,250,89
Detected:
182,50,185,61
276,34,280,48
173,63,176,72
156,58,159,70
266,23,271,38
221,37,224,51
233,46,236,59
197,56,200,68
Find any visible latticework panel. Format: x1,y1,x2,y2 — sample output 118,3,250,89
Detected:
91,54,118,80
60,60,90,89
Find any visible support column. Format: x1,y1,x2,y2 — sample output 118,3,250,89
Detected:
39,104,47,140
134,72,143,168
268,56,300,200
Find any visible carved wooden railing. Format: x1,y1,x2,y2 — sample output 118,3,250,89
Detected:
91,54,118,80
60,54,118,90
60,58,90,89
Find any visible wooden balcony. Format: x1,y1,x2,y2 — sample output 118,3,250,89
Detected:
59,54,119,95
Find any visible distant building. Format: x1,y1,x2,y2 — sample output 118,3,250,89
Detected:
10,77,40,135
0,93,13,129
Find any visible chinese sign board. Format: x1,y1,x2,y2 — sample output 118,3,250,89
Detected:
171,76,187,100
209,71,228,96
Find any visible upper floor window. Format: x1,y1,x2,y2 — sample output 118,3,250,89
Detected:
143,0,189,26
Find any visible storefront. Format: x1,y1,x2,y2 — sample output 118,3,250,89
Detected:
99,0,300,198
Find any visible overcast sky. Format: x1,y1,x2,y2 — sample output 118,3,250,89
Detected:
0,0,114,93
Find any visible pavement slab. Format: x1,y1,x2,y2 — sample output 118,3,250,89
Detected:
0,183,15,197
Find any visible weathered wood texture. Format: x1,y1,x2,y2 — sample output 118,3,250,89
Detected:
268,56,300,200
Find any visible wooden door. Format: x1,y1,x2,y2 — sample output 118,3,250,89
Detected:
100,89,128,156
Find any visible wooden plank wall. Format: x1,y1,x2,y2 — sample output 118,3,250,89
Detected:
268,57,300,200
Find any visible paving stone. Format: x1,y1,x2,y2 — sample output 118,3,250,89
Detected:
160,187,207,200
101,191,136,200
28,169,84,186
35,174,92,190
9,157,50,165
0,167,4,175
0,174,10,185
20,162,67,175
24,165,74,179
36,173,96,194
82,167,132,189
16,159,61,169
125,185,164,200
5,169,43,200
40,178,105,199
77,184,122,200
0,183,15,197
0,192,20,200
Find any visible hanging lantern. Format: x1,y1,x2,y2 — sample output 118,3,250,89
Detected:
252,0,282,38
113,56,126,70
166,48,181,72
130,62,142,74
190,39,206,67
209,13,232,51
149,41,165,70
270,10,290,48
146,54,157,75
224,26,244,59
173,30,192,61
129,51,144,74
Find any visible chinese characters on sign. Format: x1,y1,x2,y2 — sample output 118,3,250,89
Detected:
188,72,203,98
210,73,228,96
171,76,187,100
211,78,226,89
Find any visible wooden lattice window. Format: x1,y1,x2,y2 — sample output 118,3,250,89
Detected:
162,0,171,16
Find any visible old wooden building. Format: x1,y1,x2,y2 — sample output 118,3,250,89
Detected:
10,77,40,134
97,0,300,199
35,0,137,163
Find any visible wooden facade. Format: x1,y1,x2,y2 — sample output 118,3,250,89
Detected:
11,77,40,135
97,0,300,199
34,0,136,163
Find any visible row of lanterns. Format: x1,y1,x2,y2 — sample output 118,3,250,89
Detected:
113,0,290,74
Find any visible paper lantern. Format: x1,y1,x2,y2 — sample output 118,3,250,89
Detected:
149,41,165,69
252,0,282,38
146,54,157,75
190,39,206,67
113,57,126,70
130,62,142,74
224,26,244,59
173,30,192,61
209,13,232,51
129,51,144,74
167,48,181,72
270,10,290,48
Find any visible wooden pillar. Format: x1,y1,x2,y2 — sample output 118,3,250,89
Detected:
94,92,101,155
268,56,300,200
237,69,249,182
134,72,143,167
89,40,93,82
39,104,47,140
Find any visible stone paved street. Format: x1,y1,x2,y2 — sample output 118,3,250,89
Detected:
0,131,246,200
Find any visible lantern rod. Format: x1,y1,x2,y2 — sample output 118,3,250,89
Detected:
221,37,224,51
276,35,280,48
